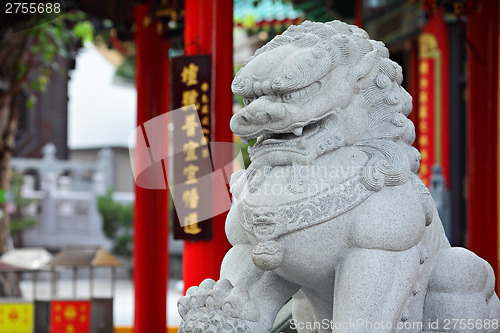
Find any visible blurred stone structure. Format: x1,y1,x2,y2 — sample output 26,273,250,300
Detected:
11,143,117,250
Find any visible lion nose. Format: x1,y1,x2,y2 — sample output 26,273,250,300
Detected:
236,109,268,125
235,103,286,126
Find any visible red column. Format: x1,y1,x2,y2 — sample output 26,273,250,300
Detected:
133,4,169,332
211,0,234,278
408,40,418,146
467,0,499,287
354,0,362,27
182,0,233,292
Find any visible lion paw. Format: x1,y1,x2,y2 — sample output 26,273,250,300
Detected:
178,278,262,333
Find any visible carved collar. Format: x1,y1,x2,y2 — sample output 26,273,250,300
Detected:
238,172,374,241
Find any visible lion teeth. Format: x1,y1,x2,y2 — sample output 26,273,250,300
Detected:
292,127,303,136
240,137,249,144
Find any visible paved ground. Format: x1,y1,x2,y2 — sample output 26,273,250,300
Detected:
19,278,183,326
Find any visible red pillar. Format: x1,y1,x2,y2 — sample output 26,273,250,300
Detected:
211,0,234,280
133,4,170,332
354,0,362,28
408,40,419,136
182,0,233,292
467,0,499,287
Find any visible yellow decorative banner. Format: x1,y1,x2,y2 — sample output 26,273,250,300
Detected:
0,302,34,333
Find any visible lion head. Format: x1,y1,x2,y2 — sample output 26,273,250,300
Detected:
231,20,420,191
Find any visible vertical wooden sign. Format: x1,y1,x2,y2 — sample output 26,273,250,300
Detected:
171,55,213,240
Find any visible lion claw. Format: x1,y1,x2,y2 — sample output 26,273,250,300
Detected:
178,278,261,332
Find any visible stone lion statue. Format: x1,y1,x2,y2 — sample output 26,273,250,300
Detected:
177,20,500,333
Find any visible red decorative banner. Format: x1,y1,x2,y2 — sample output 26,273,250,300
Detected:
417,11,450,188
50,300,90,333
417,30,446,187
417,56,435,186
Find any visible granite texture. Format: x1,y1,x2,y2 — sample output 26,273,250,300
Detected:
178,20,500,333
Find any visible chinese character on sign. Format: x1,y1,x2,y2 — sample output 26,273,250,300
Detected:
181,63,199,86
201,82,209,92
184,212,202,234
183,187,200,209
182,90,199,108
419,61,429,74
201,116,210,126
183,140,200,162
183,164,200,184
181,114,200,137
419,105,429,119
201,104,209,115
201,94,209,104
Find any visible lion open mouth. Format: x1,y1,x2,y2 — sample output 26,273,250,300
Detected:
246,120,323,157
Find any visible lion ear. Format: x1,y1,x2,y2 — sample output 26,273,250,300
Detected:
352,50,380,90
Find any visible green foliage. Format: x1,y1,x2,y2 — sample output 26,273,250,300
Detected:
114,56,135,82
97,190,133,258
23,11,94,109
9,172,36,234
72,21,94,46
234,13,256,30
236,138,255,169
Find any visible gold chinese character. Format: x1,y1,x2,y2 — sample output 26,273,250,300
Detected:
183,164,199,184
420,78,429,89
419,61,429,74
420,164,429,175
181,114,200,137
184,140,200,162
201,82,209,92
201,148,210,159
182,90,199,108
419,135,429,146
420,121,429,132
181,63,199,86
201,104,209,115
420,149,429,160
201,94,209,104
419,91,428,104
182,187,200,209
201,116,210,126
419,105,428,119
184,212,202,234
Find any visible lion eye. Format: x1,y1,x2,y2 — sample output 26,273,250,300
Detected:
280,82,322,104
243,97,256,106
282,94,293,102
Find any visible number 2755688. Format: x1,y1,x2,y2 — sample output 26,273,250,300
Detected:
5,2,61,14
